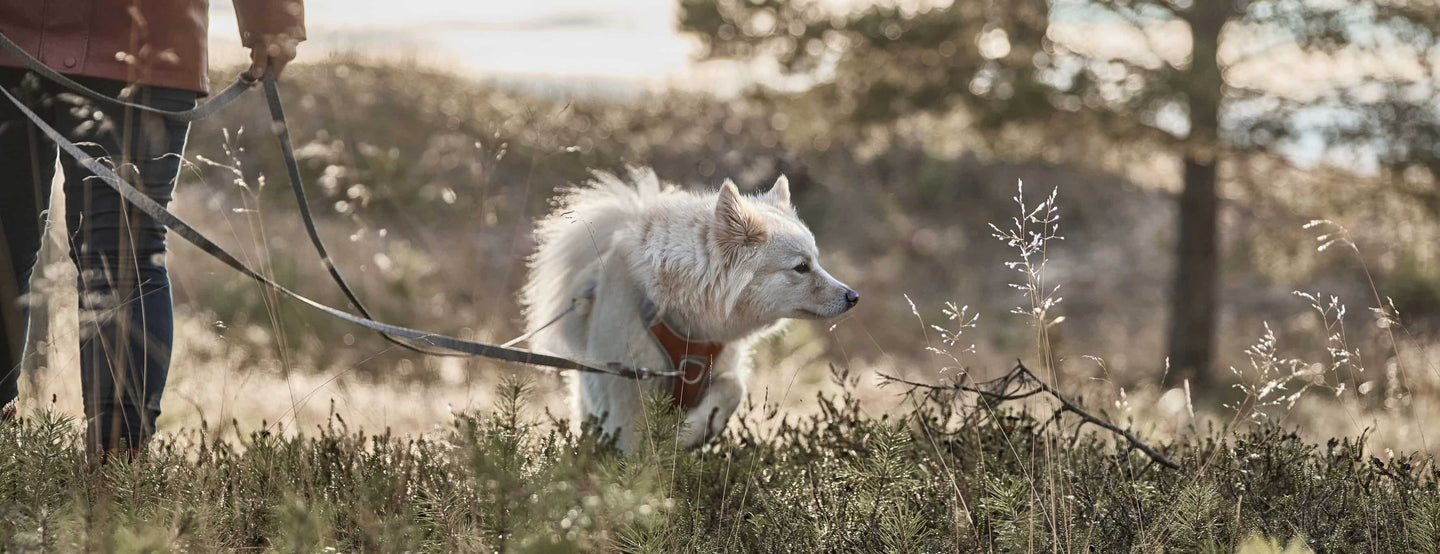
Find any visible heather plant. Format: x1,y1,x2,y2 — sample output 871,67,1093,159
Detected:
7,57,1440,553
5,365,1440,551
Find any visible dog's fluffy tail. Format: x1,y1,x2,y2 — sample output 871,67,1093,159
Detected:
520,167,663,347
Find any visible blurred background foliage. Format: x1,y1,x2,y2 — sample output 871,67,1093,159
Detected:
14,0,1440,446
678,0,1440,390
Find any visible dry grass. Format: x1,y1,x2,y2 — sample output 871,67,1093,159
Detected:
5,61,1440,554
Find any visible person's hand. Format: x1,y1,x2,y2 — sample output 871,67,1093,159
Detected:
246,36,300,80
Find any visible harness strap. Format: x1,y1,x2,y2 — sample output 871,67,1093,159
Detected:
649,321,723,410
641,298,724,410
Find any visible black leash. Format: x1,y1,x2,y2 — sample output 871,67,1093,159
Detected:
0,33,675,380
1,30,454,357
258,71,476,357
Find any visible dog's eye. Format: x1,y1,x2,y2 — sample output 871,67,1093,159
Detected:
793,262,811,274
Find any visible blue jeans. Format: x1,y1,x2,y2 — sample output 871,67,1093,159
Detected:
0,68,196,454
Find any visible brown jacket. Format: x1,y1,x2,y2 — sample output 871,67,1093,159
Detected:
0,0,305,94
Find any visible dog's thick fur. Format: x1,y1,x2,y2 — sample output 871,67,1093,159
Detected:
522,168,855,450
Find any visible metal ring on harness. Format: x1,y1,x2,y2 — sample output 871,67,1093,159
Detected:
678,357,711,385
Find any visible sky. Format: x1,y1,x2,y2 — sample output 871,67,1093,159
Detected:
204,0,1430,170
208,0,1423,100
209,0,697,86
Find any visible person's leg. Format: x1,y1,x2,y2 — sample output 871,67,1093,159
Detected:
55,77,195,455
0,69,59,414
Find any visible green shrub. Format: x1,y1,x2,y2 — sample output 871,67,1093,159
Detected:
3,369,1437,552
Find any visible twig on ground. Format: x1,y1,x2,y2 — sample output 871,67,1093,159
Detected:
877,361,1181,469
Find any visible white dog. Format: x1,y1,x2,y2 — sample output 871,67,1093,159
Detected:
521,168,857,451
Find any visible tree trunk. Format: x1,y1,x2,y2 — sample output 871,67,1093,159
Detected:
1164,1,1230,391
1166,159,1218,389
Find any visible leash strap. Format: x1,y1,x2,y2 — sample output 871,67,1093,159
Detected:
0,32,255,122
0,47,676,381
0,28,442,356
259,72,475,357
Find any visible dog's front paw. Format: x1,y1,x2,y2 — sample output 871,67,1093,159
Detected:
678,380,743,448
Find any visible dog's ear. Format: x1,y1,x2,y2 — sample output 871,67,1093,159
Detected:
762,175,792,207
715,180,767,254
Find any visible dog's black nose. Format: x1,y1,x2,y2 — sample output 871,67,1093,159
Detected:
845,289,859,306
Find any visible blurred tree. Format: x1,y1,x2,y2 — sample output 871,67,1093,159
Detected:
679,0,1439,393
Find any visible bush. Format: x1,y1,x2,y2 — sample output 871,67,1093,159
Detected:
3,370,1436,552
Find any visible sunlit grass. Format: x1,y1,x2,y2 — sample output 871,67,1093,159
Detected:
7,58,1440,551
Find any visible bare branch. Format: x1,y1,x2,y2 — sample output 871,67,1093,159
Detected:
877,361,1181,469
